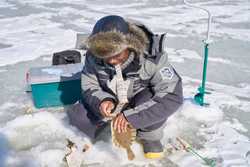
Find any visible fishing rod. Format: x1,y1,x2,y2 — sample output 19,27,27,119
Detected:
176,137,216,167
183,0,213,106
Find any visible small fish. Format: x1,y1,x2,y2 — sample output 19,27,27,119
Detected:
111,120,136,160
63,139,77,163
66,139,75,149
24,106,33,114
82,144,90,152
63,139,90,167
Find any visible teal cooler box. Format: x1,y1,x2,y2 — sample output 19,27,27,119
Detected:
28,63,84,108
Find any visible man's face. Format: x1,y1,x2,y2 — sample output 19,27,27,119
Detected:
104,49,129,66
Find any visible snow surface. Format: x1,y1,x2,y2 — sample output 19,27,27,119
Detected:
0,0,250,166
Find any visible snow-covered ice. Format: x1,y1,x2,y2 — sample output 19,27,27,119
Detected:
0,0,250,166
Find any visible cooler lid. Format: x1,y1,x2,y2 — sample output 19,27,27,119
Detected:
75,33,89,50
29,63,84,84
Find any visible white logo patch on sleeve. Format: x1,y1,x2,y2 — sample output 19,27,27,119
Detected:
159,67,174,80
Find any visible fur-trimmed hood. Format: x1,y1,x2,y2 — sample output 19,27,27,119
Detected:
85,21,149,59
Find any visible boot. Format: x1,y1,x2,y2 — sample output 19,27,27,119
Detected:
141,139,164,159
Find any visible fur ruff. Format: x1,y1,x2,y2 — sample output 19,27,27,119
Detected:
86,22,149,58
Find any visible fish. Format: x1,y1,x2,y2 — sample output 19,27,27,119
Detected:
63,139,90,167
111,119,136,160
109,65,136,160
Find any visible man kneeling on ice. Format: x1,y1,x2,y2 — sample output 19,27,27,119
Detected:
68,15,183,159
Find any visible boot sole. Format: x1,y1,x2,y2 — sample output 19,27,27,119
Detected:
144,152,163,159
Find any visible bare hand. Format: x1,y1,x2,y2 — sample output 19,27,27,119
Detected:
113,113,129,133
99,100,115,118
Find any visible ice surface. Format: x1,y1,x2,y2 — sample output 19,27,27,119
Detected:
0,12,76,66
0,0,250,166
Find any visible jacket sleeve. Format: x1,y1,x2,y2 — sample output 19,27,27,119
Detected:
81,54,116,114
123,54,183,129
